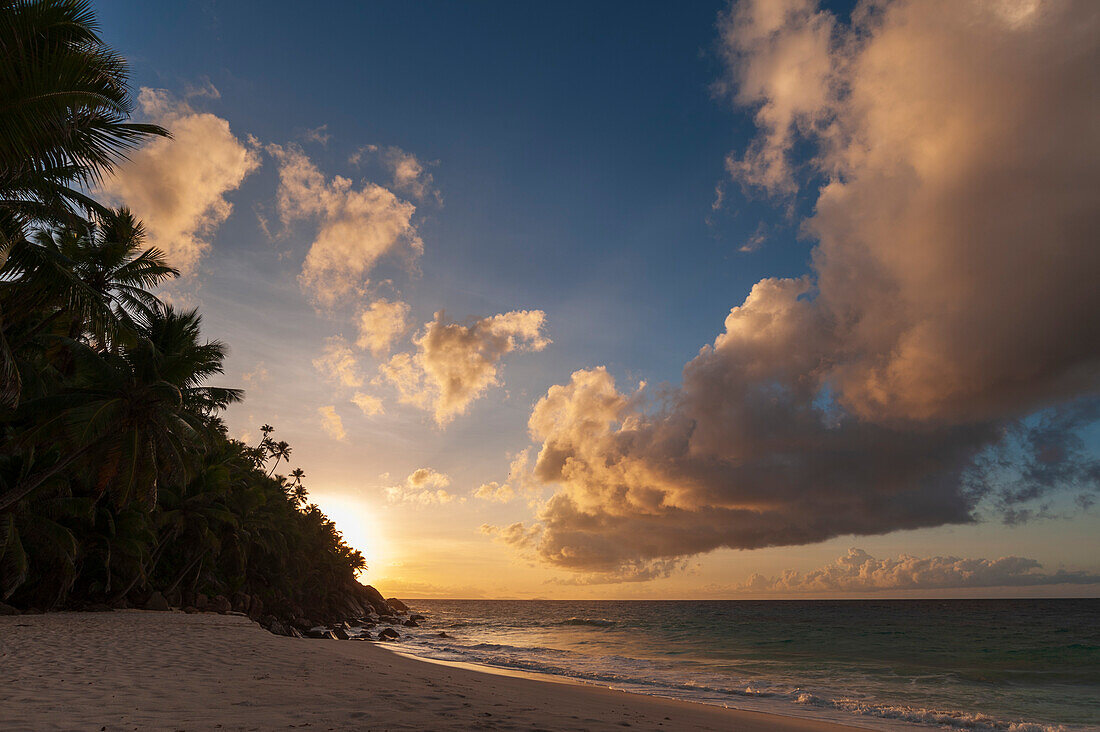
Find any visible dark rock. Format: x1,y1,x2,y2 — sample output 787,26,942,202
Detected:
0,602,19,615
386,597,409,612
84,603,112,613
409,614,425,621
144,592,170,612
332,627,350,640
183,606,199,614
377,627,400,641
165,588,182,608
360,584,392,616
402,618,419,627
357,631,373,640
182,591,195,608
110,597,130,610
194,593,209,611
232,592,250,614
24,607,44,615
248,595,263,620
211,595,231,614
436,632,450,638
305,629,338,640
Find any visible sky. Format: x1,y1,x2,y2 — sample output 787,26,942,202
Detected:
91,0,1100,598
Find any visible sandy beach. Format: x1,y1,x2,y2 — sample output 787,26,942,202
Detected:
0,610,862,731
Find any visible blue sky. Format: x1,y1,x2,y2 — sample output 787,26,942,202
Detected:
89,0,1100,598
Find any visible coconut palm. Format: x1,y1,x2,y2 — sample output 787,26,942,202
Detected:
0,0,168,234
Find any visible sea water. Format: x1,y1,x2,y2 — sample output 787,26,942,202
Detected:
381,599,1099,731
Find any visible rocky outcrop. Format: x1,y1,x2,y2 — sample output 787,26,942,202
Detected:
0,602,19,615
402,618,419,627
386,597,409,612
378,627,400,641
144,592,170,612
211,595,231,614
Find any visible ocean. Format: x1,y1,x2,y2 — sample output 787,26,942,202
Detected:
376,599,1099,731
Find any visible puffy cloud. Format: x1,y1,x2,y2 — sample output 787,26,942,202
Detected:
350,144,438,202
312,336,364,388
241,363,268,386
386,468,458,505
356,299,411,356
269,144,423,307
351,391,384,416
475,449,536,503
741,549,1100,593
380,310,550,425
98,88,260,273
318,405,346,441
500,1,1100,581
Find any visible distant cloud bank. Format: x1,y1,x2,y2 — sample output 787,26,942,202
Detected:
740,549,1100,593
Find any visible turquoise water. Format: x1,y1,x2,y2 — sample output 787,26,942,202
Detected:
386,599,1099,731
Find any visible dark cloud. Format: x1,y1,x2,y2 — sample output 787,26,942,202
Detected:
494,0,1100,581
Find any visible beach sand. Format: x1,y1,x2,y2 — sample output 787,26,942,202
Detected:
0,610,860,731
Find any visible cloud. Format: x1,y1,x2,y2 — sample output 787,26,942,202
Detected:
241,362,268,386
303,124,331,146
380,310,550,425
312,336,364,388
499,0,1100,581
356,298,411,356
98,88,260,273
475,449,536,503
740,548,1100,593
351,391,384,416
318,405,346,441
269,144,423,307
386,468,458,505
350,144,439,202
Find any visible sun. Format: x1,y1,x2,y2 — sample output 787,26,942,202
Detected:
309,493,386,575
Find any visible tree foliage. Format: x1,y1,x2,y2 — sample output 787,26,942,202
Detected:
0,0,368,620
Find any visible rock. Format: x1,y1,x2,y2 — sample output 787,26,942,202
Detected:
386,597,409,612
183,606,199,614
402,618,419,627
377,627,400,641
332,627,350,640
110,597,130,610
0,602,19,616
264,617,299,637
436,632,450,638
24,607,44,615
194,593,209,611
211,595,231,614
360,584,392,616
248,595,263,620
144,592,170,612
357,631,374,640
165,588,182,608
409,614,425,621
305,629,338,640
232,592,251,614
182,591,195,608
84,603,112,613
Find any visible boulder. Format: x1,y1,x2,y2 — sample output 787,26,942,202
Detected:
360,584,392,616
0,602,19,616
248,595,263,620
232,592,251,614
84,603,112,613
357,631,374,640
436,632,450,638
386,598,409,612
165,588,182,608
402,618,419,627
194,593,209,611
144,592,170,612
332,627,350,640
183,606,199,614
377,627,400,641
110,597,130,610
305,629,338,640
211,595,232,614
409,614,425,621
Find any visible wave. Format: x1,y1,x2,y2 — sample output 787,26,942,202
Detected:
395,632,1081,732
555,617,617,627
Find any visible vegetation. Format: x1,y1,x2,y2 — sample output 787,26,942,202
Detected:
0,0,369,622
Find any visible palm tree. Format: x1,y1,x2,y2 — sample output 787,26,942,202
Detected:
0,0,168,235
267,440,291,476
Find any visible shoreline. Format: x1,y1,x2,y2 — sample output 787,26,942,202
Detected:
0,610,863,731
